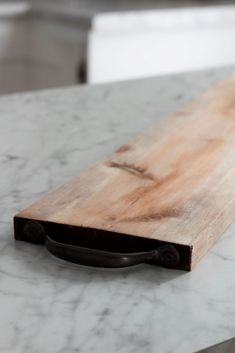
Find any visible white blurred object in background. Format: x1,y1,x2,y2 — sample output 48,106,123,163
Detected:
88,5,235,83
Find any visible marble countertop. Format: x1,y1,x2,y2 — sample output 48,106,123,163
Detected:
1,66,235,353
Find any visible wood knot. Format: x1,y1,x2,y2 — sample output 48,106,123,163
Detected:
107,161,155,181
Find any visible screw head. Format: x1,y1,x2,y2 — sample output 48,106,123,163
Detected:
23,221,45,242
158,245,180,268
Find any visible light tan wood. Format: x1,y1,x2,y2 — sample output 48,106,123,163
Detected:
15,75,235,269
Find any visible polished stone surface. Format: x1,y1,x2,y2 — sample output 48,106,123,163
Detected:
1,66,235,353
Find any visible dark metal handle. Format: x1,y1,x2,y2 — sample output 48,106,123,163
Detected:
45,234,180,268
23,221,180,268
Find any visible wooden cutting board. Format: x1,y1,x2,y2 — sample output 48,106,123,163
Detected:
14,76,235,270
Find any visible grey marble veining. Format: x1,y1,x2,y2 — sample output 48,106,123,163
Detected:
1,66,235,353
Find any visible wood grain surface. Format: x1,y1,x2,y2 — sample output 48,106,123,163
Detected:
15,75,235,270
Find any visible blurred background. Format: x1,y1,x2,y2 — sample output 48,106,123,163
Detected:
1,0,235,94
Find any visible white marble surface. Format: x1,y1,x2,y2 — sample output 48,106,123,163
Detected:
1,66,235,353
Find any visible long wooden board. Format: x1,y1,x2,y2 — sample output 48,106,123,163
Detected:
14,76,235,270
